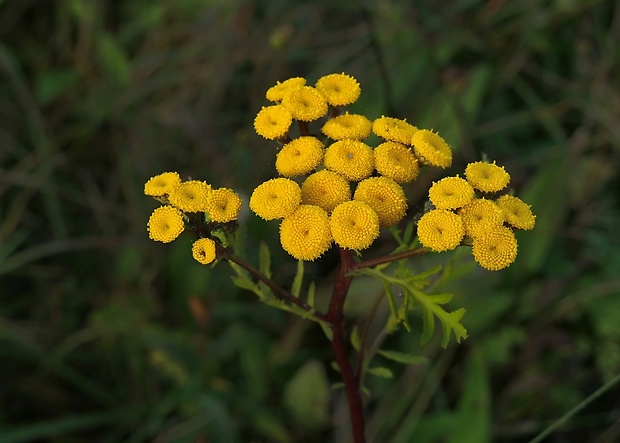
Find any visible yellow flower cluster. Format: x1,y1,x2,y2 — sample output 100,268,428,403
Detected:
416,161,536,271
144,172,243,265
251,72,457,261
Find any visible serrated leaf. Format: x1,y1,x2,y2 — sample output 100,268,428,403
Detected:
378,350,428,365
258,241,271,278
291,259,303,297
350,326,361,351
420,303,435,345
319,322,333,341
231,276,257,292
283,360,330,429
367,366,394,378
427,293,455,305
440,308,468,348
307,282,316,307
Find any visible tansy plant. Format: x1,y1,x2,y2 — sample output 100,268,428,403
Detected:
144,72,536,442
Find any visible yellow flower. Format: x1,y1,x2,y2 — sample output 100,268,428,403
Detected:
315,73,361,107
428,176,475,210
266,77,306,102
411,130,452,168
416,209,465,252
275,137,324,177
496,195,536,230
205,188,242,223
250,178,301,220
280,205,333,261
323,140,374,181
282,86,328,121
372,116,418,145
354,176,408,227
330,201,379,250
254,105,293,140
144,172,181,197
192,238,217,265
374,142,419,183
168,180,211,212
321,113,372,141
301,169,351,213
471,225,518,271
464,161,510,193
147,206,185,243
458,198,504,237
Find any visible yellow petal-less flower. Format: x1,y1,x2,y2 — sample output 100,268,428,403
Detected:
411,130,452,168
464,161,510,193
301,169,351,213
330,201,379,250
324,140,374,181
374,142,419,183
428,176,475,210
192,238,217,265
147,206,185,243
266,77,306,102
275,137,324,177
144,172,181,197
282,86,328,122
458,198,504,237
372,116,418,145
321,113,372,141
416,209,465,252
205,188,242,222
354,176,408,227
249,178,301,220
254,105,293,140
280,205,333,261
496,195,536,230
315,73,361,107
471,225,518,271
168,180,211,212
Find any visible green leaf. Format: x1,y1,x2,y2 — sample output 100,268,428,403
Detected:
291,259,303,297
307,281,316,307
350,326,361,351
319,322,333,341
231,276,257,292
367,366,394,378
283,360,330,429
97,32,131,85
258,241,271,278
378,350,428,365
35,68,80,104
440,308,467,348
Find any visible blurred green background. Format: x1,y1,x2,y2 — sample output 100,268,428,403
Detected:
1,0,619,442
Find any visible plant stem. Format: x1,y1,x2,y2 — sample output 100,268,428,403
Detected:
352,247,429,271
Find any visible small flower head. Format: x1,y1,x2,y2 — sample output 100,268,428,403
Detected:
282,86,328,121
192,238,217,265
280,205,333,261
275,137,324,177
458,198,504,237
168,180,211,212
301,169,351,213
315,73,361,107
324,140,374,181
416,209,465,252
250,178,301,220
496,195,536,230
321,113,372,141
205,188,242,223
411,130,452,168
428,176,475,210
374,142,419,183
354,176,408,227
465,161,510,193
330,201,380,250
471,225,518,271
372,116,418,145
254,105,293,140
144,172,181,197
266,77,306,102
147,206,185,243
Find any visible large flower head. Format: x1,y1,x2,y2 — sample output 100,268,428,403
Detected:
374,142,419,183
275,137,324,177
144,172,181,197
330,201,380,250
250,178,301,220
281,86,328,121
205,188,242,223
280,205,333,261
323,140,374,181
411,130,452,168
458,198,504,238
254,105,293,140
354,176,408,227
192,238,217,265
147,206,185,243
301,169,351,213
471,225,518,271
372,116,418,145
416,209,465,252
321,113,371,141
315,73,361,107
428,176,475,210
465,161,510,193
496,195,536,230
168,180,211,212
266,77,306,102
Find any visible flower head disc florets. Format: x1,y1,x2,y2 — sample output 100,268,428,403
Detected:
330,201,380,250
354,176,408,228
416,209,465,252
254,105,293,140
280,205,333,261
250,178,301,220
323,140,374,181
372,116,418,145
428,176,475,210
275,136,324,177
266,77,306,102
321,113,372,141
374,141,420,183
205,188,242,223
471,225,518,271
496,195,536,230
464,161,510,193
147,205,185,243
301,169,351,214
411,130,452,168
458,198,504,237
168,180,211,212
144,172,181,197
192,238,217,265
282,86,328,121
315,73,361,107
